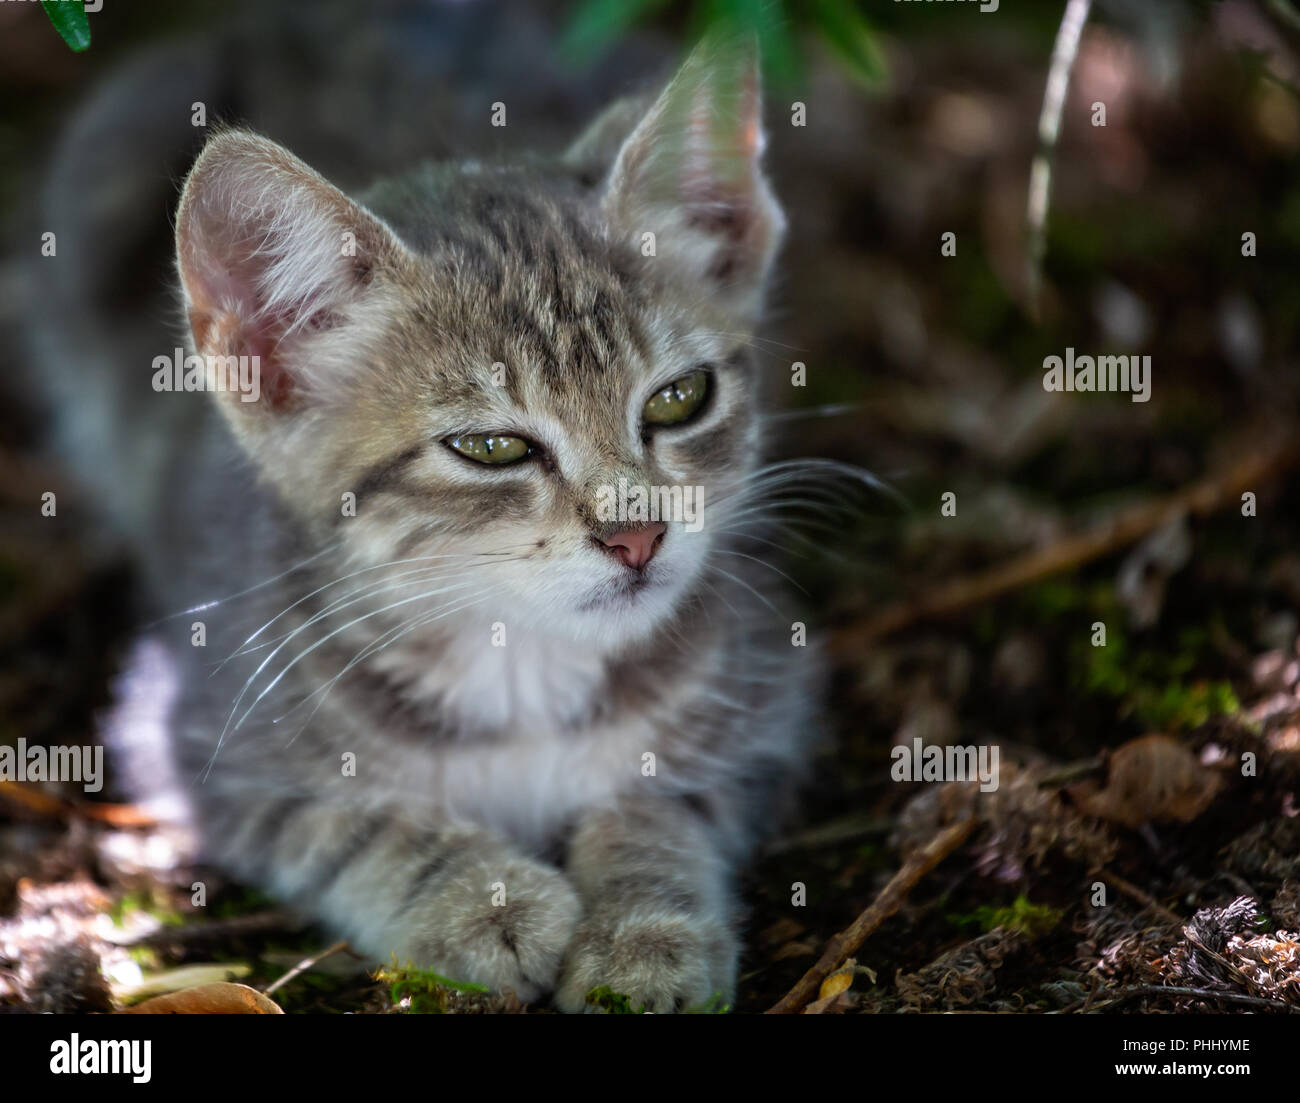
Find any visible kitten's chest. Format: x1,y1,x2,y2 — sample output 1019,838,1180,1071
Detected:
371,629,614,735
360,631,673,844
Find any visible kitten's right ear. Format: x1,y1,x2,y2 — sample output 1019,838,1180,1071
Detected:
600,35,784,325
175,130,407,411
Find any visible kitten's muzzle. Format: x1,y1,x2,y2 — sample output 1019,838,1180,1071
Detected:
594,523,667,571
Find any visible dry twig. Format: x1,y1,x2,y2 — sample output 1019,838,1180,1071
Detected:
833,436,1300,653
1104,870,1182,927
0,780,157,827
127,910,306,948
766,817,974,1014
263,940,353,997
1093,984,1296,1013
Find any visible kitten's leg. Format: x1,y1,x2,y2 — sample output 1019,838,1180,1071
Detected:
555,796,739,1013
207,796,580,1001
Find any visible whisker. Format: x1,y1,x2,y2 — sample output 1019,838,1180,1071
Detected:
204,573,508,777
278,585,509,741
706,563,783,619
141,540,344,628
218,546,530,667
712,547,808,595
213,563,482,670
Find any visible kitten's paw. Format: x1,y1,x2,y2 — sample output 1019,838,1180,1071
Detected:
554,913,736,1014
406,857,580,1003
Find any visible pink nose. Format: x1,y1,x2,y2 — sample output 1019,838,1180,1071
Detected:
600,523,666,570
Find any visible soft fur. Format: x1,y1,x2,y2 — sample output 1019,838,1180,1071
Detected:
44,28,820,1012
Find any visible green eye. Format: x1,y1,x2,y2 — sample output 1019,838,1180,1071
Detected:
643,370,709,426
446,434,530,464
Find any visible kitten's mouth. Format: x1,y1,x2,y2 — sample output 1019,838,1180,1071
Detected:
580,569,658,611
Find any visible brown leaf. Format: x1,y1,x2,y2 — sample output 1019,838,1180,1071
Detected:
1077,734,1221,828
818,963,856,1002
118,982,283,1014
758,917,807,946
802,990,857,1014
771,939,818,961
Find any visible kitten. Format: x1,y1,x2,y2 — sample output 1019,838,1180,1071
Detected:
79,32,819,1011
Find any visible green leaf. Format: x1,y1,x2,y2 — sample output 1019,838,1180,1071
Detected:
560,0,669,63
41,1,91,52
812,0,885,89
698,0,800,86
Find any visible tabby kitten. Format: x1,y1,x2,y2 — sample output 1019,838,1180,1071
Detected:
158,36,815,1012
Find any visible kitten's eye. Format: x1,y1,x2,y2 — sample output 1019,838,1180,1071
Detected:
445,434,530,464
643,370,709,426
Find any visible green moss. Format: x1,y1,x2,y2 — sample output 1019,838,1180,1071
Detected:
683,991,732,1014
108,890,184,929
584,986,731,1014
1022,578,1091,620
586,985,646,1014
1075,617,1239,731
208,885,280,920
948,894,1062,940
377,960,490,1014
127,946,161,970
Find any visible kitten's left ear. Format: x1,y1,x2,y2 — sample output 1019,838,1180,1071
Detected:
601,35,784,323
175,129,410,416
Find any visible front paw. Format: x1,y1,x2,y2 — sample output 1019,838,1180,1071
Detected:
554,913,736,1014
403,856,580,1003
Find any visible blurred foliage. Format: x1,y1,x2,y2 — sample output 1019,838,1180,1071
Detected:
1076,615,1240,732
561,0,885,89
41,0,91,52
108,889,183,929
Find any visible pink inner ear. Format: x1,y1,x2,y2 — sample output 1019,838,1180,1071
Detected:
180,212,319,411
185,291,297,411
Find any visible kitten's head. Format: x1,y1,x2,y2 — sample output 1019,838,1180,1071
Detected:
175,38,783,652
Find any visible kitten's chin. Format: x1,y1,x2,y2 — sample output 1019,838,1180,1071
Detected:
528,575,689,653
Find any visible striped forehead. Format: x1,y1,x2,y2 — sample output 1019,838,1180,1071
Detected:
390,181,669,431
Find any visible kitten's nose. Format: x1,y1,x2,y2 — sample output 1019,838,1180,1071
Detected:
600,523,667,570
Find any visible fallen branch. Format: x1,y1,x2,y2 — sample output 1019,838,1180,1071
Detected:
263,939,353,997
0,780,157,828
766,817,974,1014
764,813,893,856
1104,870,1182,927
125,910,306,948
1093,984,1296,1013
833,435,1300,654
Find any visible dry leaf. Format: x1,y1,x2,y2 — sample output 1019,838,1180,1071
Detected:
758,917,807,946
112,962,251,1004
771,939,819,961
802,991,857,1014
818,962,856,1001
1077,734,1221,827
119,982,283,1014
